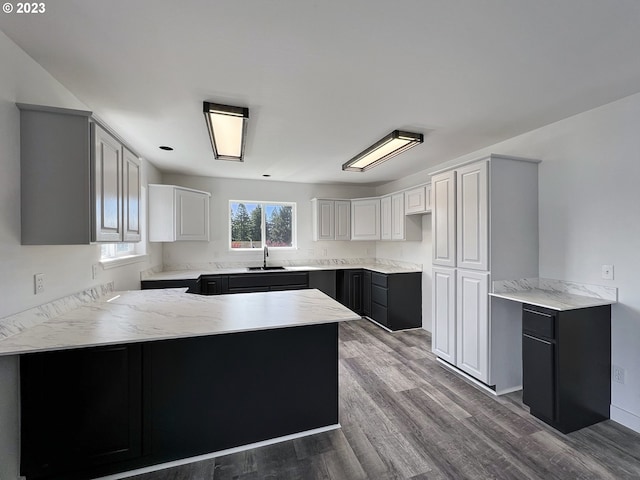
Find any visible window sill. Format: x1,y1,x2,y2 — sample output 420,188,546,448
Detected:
100,254,149,270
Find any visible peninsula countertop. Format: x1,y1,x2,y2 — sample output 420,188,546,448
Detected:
0,288,360,357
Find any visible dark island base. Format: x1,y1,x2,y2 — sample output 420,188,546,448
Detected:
20,323,339,480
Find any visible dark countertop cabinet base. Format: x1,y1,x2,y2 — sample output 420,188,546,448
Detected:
20,323,338,480
522,303,611,434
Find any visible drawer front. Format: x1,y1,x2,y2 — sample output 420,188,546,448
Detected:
371,285,388,307
228,272,308,289
227,286,270,294
371,302,388,327
371,273,388,288
523,306,555,339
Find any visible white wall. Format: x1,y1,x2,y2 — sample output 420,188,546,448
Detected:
161,174,378,267
0,31,163,480
377,92,640,432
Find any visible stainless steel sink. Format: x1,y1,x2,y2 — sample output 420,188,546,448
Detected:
246,266,287,271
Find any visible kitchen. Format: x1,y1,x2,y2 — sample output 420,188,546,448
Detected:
1,1,640,479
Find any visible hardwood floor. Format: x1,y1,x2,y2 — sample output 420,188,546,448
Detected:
130,319,640,480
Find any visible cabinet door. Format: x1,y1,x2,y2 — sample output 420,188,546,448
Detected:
123,148,141,242
351,199,380,240
522,333,555,421
404,186,426,214
432,171,456,267
425,183,432,212
456,270,489,383
20,345,142,479
335,200,351,241
432,267,456,363
456,161,488,271
175,188,210,241
380,196,392,240
391,193,405,240
315,200,335,240
362,270,372,317
93,124,123,242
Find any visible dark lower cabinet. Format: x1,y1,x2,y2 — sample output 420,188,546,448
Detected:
20,324,339,480
368,272,421,331
309,270,337,299
521,303,611,433
20,345,143,480
362,270,372,317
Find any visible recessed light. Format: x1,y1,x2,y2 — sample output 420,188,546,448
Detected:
262,174,271,177
159,146,174,151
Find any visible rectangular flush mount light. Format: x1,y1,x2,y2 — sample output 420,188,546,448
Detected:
203,102,249,161
342,130,424,172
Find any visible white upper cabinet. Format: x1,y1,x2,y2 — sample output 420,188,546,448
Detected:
391,193,404,240
122,148,142,242
456,160,488,271
432,170,456,267
335,200,351,241
351,198,380,240
93,124,123,242
18,103,141,245
311,199,351,241
380,196,392,240
149,185,211,242
404,184,432,214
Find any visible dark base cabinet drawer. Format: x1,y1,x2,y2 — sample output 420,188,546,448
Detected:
141,279,199,293
371,285,388,307
227,273,308,290
371,273,388,288
371,302,388,327
523,306,555,339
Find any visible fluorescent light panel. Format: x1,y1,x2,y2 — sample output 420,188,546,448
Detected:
343,130,424,172
203,102,249,161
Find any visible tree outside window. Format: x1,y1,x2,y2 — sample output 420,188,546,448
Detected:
230,201,295,249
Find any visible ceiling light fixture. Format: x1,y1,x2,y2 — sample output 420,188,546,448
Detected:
342,130,424,172
159,145,174,151
203,101,249,162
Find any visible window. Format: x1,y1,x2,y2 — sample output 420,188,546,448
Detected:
99,186,147,266
230,201,296,250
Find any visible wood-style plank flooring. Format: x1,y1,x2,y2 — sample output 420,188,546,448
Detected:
130,319,640,479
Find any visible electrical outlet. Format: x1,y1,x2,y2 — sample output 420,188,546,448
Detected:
613,365,625,384
34,273,45,295
92,264,99,280
602,264,614,280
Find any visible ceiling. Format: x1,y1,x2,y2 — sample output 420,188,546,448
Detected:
2,0,640,185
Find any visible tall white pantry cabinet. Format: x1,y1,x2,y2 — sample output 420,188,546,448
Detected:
431,155,539,393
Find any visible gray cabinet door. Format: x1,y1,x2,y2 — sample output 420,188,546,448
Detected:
92,123,123,242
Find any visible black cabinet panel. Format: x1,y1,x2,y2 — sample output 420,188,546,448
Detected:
371,302,388,327
144,324,338,460
141,279,199,292
21,345,142,479
522,333,555,421
371,272,388,288
309,270,337,299
227,272,308,289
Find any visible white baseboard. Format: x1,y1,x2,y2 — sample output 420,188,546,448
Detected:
610,405,640,434
95,424,341,480
436,358,499,396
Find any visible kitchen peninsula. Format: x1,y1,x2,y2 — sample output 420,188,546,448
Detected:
0,287,360,480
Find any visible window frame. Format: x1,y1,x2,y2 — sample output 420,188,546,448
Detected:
228,200,297,251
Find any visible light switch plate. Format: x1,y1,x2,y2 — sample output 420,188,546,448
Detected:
34,273,44,294
602,264,614,280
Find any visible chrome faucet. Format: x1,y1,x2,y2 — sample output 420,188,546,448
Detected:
263,245,269,268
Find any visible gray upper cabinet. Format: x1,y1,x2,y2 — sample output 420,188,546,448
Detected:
18,103,141,245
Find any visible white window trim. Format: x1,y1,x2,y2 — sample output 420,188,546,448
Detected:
100,253,149,269
228,200,297,251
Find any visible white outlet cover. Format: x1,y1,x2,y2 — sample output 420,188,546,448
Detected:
602,264,614,280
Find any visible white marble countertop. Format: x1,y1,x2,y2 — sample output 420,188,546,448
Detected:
489,290,616,311
489,277,618,311
144,263,422,281
0,288,360,356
